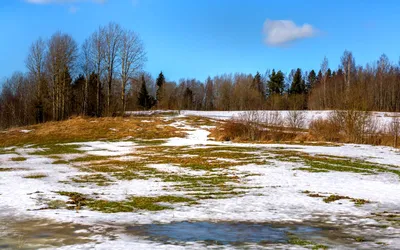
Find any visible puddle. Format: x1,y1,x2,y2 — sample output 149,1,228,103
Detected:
126,221,341,246
0,218,93,250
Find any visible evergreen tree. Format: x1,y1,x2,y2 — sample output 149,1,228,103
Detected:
138,74,153,110
155,71,165,105
204,76,214,110
326,68,332,78
316,70,323,86
87,72,100,116
306,70,317,92
267,70,285,95
252,71,265,97
71,74,85,115
183,87,193,109
290,68,305,95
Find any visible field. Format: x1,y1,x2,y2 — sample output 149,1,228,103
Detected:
0,112,400,249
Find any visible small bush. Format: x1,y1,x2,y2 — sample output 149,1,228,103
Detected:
310,110,386,144
285,110,306,129
309,118,342,141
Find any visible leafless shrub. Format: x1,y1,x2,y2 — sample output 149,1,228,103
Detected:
262,111,284,127
235,111,262,140
218,111,295,142
331,110,376,143
309,118,342,141
285,110,306,129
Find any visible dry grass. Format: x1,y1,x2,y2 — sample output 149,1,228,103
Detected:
211,120,302,143
213,111,398,148
0,116,185,147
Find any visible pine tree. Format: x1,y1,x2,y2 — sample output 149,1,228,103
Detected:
316,70,323,86
155,71,165,106
290,68,305,95
326,68,332,78
87,73,100,116
267,70,285,95
204,76,214,110
252,71,265,98
183,87,193,109
71,74,85,115
138,74,153,110
306,70,317,92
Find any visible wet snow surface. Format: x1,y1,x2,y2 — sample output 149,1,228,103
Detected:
1,113,400,249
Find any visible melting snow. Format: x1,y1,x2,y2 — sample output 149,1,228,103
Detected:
1,113,400,249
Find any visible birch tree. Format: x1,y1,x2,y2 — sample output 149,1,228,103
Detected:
119,30,146,113
88,29,105,116
46,32,78,121
103,23,123,115
26,38,47,122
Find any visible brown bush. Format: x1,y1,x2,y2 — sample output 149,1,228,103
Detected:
309,118,342,142
214,120,252,141
213,118,298,142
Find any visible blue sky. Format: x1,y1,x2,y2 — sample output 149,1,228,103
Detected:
0,0,399,82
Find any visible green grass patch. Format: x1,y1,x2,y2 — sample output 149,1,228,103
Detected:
0,147,16,155
87,160,159,180
302,155,400,177
56,191,193,213
56,191,88,207
0,168,15,172
70,155,110,162
30,144,81,156
53,159,69,164
11,156,27,162
294,167,329,173
354,237,366,242
323,195,349,203
287,233,328,249
47,200,67,209
132,139,167,146
352,198,370,206
24,173,47,179
264,148,400,177
305,193,370,206
70,174,112,186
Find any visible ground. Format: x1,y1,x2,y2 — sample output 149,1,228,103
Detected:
0,112,400,249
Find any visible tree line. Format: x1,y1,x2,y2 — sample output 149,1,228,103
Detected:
1,22,400,129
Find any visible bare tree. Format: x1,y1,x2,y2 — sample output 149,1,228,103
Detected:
80,38,94,115
103,22,123,115
119,30,146,113
46,32,78,120
87,29,105,116
26,38,47,122
377,54,390,110
340,50,356,104
320,56,329,108
26,38,46,98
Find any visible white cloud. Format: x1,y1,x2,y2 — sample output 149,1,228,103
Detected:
263,19,317,46
26,0,106,4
